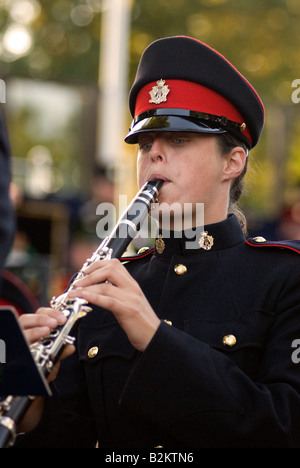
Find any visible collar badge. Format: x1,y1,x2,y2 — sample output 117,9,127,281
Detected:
149,79,170,105
199,231,214,251
155,234,165,254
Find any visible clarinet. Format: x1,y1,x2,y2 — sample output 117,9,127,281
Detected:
0,179,163,448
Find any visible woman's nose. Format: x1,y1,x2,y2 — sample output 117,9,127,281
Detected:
149,137,165,162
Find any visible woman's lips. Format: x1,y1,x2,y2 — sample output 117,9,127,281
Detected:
148,174,170,184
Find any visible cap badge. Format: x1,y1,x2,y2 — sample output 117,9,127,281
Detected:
199,231,214,251
149,79,170,105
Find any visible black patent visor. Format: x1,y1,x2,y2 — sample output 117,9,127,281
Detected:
124,108,232,144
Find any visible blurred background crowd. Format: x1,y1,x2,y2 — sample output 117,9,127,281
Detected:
1,0,300,307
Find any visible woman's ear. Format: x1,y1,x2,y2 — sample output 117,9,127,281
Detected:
222,147,247,182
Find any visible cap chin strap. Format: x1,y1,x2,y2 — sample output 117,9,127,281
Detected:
132,108,247,135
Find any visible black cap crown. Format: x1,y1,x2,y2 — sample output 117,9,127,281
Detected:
125,36,265,149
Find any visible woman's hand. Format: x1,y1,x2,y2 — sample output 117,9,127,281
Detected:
68,259,160,352
19,307,75,380
19,307,67,344
17,308,75,434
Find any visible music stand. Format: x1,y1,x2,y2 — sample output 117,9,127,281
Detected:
0,307,51,397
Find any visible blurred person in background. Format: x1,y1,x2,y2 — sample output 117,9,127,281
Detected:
0,109,15,271
0,109,39,315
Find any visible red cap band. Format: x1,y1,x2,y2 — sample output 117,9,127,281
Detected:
135,79,251,144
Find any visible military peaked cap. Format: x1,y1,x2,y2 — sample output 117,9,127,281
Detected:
125,36,265,149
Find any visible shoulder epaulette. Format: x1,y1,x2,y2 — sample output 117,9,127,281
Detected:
0,269,40,315
121,247,154,262
246,236,300,255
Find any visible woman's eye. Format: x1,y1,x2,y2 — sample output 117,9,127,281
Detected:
139,142,152,150
172,137,188,145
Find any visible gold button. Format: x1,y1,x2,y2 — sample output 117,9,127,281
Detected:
164,319,172,326
88,346,99,358
222,335,237,347
174,264,187,275
253,236,266,243
137,246,149,254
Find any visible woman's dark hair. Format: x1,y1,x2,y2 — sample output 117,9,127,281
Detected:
216,133,249,234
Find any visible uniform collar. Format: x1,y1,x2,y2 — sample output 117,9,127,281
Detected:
154,214,245,257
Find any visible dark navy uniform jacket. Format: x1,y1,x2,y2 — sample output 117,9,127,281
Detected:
16,215,300,447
